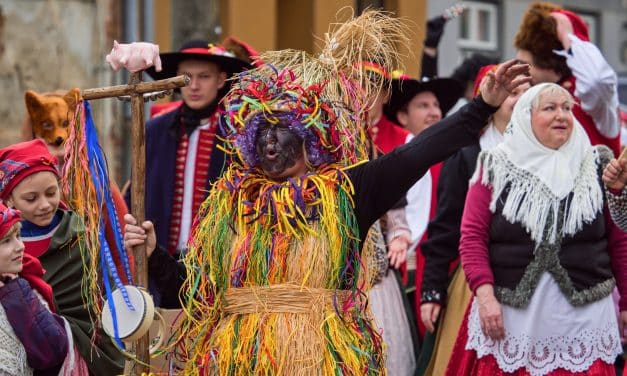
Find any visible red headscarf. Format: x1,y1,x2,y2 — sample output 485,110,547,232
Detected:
0,201,56,311
0,139,58,200
20,253,56,311
0,202,20,239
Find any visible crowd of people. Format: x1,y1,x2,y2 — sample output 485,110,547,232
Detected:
0,2,626,375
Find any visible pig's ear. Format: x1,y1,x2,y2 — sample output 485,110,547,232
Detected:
113,40,119,48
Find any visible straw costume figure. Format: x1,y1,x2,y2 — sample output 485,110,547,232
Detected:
166,11,408,374
123,9,531,375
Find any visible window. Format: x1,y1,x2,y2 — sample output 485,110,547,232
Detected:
458,1,498,50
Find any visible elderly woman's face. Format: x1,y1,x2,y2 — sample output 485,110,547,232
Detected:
530,91,573,150
255,122,307,179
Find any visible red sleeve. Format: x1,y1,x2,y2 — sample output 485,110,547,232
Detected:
460,175,494,293
606,207,627,311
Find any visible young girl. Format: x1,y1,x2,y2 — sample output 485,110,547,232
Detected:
0,139,124,376
0,201,68,375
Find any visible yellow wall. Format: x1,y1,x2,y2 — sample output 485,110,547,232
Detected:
155,0,426,77
218,0,424,77
311,0,354,53
220,0,279,52
387,0,426,78
277,0,313,51
154,0,172,52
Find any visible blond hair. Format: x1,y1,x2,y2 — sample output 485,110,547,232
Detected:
531,84,574,112
1,223,21,242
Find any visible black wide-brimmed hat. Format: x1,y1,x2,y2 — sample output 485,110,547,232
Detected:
384,73,464,125
145,40,252,81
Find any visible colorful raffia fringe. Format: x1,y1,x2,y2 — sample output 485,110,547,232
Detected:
157,9,409,375
61,98,134,347
165,164,384,375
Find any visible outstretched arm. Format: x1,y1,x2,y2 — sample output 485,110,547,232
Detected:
351,60,531,234
552,13,619,139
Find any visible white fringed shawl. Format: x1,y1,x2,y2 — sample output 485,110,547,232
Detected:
470,83,603,244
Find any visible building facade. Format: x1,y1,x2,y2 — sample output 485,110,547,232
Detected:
429,0,627,78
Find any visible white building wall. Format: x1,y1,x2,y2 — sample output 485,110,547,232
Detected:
426,0,627,77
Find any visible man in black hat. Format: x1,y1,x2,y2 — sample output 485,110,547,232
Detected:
128,40,251,307
385,74,461,137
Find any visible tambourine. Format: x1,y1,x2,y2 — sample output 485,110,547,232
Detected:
101,285,165,356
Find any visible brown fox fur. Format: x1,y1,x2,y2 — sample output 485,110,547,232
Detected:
23,88,79,147
22,87,134,284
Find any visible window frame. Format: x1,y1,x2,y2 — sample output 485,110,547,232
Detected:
457,1,499,51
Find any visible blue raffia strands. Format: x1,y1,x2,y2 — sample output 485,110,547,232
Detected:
83,101,135,346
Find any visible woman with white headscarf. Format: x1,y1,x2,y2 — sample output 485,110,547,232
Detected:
447,82,627,376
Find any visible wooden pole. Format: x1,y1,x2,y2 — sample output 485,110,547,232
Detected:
129,71,150,374
82,75,188,100
79,71,188,374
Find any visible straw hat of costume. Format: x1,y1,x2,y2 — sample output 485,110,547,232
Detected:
145,39,252,81
514,2,590,77
384,72,463,125
220,11,411,168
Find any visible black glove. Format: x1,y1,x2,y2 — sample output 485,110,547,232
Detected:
424,15,447,48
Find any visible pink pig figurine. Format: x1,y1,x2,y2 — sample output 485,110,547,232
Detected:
105,40,162,73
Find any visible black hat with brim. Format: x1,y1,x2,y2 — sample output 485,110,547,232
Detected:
384,75,464,125
145,40,252,81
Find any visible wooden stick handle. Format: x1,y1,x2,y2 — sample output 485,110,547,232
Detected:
129,71,150,374
82,74,189,100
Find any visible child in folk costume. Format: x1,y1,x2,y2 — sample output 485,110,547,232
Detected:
124,10,530,374
0,139,124,375
0,202,68,375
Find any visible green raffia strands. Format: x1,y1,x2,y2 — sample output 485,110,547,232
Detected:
166,163,384,374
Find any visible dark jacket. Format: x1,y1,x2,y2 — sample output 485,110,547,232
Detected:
420,143,480,304
0,277,68,374
125,105,228,251
489,187,614,307
37,210,124,375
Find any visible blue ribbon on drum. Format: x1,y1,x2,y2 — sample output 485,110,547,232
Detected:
83,101,135,349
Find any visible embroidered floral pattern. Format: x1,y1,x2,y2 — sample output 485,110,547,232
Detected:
466,300,621,376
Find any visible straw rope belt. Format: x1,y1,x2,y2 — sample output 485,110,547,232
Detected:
223,284,351,314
